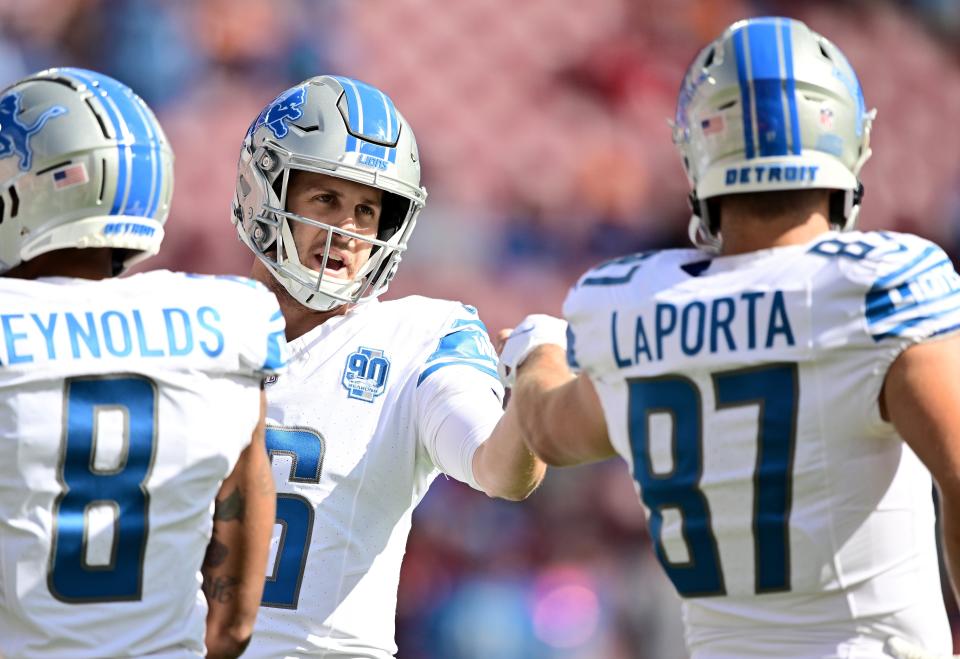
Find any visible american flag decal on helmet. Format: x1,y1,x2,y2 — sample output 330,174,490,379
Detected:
52,163,88,190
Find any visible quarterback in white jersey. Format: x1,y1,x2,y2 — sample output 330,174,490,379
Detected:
232,75,545,657
501,18,960,659
0,69,284,658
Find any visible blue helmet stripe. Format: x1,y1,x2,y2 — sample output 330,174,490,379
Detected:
127,91,163,218
732,28,756,160
66,69,128,214
335,76,365,157
66,69,163,218
746,20,788,157
372,84,399,163
780,20,802,155
96,75,154,216
359,141,387,160
335,76,363,134
333,76,401,164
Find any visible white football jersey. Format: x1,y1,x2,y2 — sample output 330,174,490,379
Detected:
247,295,504,659
0,271,287,658
564,231,957,658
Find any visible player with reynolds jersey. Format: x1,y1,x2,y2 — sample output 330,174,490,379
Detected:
499,17,960,659
0,68,286,658
232,75,545,658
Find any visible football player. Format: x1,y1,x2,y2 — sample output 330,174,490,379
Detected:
0,68,286,658
500,17,960,658
232,75,545,658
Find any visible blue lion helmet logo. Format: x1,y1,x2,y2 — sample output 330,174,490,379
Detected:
247,86,306,141
0,92,68,171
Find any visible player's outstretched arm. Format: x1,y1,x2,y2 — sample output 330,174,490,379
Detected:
882,334,960,604
201,389,275,659
510,344,613,466
471,395,547,501
496,314,613,466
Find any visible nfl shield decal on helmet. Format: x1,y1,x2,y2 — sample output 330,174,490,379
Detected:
342,347,390,402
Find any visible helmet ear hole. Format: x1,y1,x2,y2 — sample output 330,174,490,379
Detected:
703,47,716,69
818,40,833,62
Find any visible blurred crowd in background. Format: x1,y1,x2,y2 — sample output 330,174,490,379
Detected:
3,0,959,656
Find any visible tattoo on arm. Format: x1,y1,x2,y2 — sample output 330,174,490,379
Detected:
214,488,246,522
202,575,240,604
202,535,228,569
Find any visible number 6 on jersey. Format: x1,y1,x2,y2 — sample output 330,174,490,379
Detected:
263,427,325,608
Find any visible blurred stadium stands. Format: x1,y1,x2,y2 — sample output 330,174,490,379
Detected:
2,0,958,655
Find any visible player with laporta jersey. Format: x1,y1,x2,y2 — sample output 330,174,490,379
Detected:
0,68,287,658
232,75,545,658
499,17,960,658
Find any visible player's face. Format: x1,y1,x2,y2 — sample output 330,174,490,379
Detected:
286,170,383,281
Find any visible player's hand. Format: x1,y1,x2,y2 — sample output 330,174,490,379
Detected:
885,636,960,659
494,328,513,355
497,314,568,388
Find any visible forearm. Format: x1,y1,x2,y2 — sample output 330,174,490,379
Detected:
472,403,546,501
202,497,256,659
203,426,275,658
511,346,579,464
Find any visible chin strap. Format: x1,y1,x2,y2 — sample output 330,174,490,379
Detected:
687,214,722,254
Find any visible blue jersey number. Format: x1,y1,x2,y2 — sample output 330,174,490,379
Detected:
262,427,324,609
629,363,797,597
49,376,158,603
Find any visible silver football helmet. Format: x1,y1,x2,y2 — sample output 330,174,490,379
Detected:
673,17,875,251
0,67,173,274
234,75,427,312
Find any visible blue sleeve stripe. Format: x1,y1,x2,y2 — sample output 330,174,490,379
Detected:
263,328,287,371
451,319,487,331
932,322,960,338
867,257,952,303
424,327,497,366
871,302,960,341
270,309,283,322
866,281,960,324
871,245,940,289
417,361,499,387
